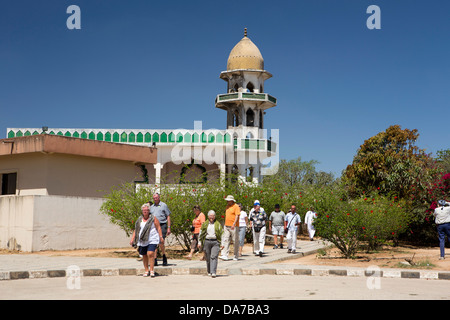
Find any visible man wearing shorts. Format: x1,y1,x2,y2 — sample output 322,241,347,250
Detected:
269,204,285,249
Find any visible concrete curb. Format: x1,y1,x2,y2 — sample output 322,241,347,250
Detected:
1,240,448,281
1,266,449,281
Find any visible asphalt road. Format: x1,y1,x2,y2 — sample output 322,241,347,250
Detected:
1,274,448,301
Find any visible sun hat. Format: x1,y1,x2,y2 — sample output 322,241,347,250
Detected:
253,200,260,206
224,195,236,202
438,200,447,206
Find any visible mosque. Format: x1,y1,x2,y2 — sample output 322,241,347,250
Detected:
0,29,280,251
6,29,278,186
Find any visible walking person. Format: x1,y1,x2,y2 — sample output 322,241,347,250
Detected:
434,200,450,260
150,193,172,266
219,195,240,261
248,201,268,257
198,210,223,278
185,205,205,260
237,203,248,257
304,207,317,241
284,205,301,254
130,204,164,277
269,204,285,249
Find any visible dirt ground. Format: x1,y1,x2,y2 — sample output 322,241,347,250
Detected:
272,236,450,271
1,236,449,271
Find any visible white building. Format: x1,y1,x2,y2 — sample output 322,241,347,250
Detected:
6,29,278,186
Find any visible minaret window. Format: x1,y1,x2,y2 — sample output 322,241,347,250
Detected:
246,108,255,126
246,82,254,93
233,109,241,127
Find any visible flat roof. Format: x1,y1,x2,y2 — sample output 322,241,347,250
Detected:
0,134,157,164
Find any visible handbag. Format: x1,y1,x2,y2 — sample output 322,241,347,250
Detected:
284,213,297,234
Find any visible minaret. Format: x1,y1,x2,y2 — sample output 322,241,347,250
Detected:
215,29,277,183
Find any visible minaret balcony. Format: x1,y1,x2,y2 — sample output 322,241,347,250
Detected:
234,138,276,155
215,92,277,110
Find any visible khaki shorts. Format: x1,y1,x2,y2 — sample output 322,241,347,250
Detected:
272,225,285,235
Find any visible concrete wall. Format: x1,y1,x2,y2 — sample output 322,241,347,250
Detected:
0,152,143,197
0,195,129,252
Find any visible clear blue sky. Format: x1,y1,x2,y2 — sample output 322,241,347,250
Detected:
1,0,449,176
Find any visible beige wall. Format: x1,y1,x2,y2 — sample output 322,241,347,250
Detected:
0,195,129,252
0,153,144,198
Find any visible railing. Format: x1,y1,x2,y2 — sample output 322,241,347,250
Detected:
233,138,276,153
216,92,277,105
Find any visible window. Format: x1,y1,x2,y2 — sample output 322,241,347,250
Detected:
1,173,17,195
246,108,255,126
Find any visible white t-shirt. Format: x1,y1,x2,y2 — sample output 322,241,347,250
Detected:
434,205,450,225
137,220,160,246
239,211,248,227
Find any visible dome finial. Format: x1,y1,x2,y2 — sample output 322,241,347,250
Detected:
244,27,247,37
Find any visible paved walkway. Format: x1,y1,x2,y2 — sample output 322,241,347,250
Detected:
1,240,449,281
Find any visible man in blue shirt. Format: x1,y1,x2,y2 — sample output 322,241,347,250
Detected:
150,193,172,266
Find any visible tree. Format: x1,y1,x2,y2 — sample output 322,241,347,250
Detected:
436,149,450,173
343,125,435,199
263,157,335,187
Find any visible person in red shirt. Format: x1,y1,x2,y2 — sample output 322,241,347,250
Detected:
185,205,205,260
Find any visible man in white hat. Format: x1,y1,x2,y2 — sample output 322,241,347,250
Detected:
219,195,241,261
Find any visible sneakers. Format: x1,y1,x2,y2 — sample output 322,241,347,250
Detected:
219,255,229,261
273,245,278,249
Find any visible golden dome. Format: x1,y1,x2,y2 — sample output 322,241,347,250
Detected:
226,30,264,71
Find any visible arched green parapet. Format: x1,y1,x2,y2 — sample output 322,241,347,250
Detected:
144,132,151,143
113,132,119,142
25,131,31,136
160,132,167,143
184,132,191,143
201,132,207,143
7,131,15,138
152,132,159,143
33,131,40,136
16,131,23,137
216,133,223,143
208,133,215,143
96,132,103,141
73,131,80,138
49,131,55,135
129,132,135,143
81,132,88,139
224,133,231,143
88,132,95,140
192,133,199,143
177,133,183,143
120,132,127,142
137,132,143,143
64,131,71,137
105,132,111,142
168,132,175,143
57,131,63,136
